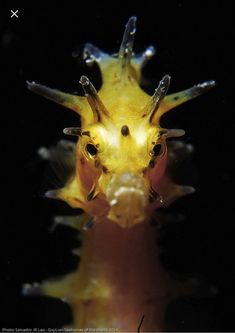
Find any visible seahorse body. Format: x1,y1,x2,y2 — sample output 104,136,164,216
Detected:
25,17,215,331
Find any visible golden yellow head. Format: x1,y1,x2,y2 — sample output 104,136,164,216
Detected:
28,17,215,228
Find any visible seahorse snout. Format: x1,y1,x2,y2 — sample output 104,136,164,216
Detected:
106,172,148,228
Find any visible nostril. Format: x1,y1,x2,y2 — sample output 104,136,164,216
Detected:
115,214,121,219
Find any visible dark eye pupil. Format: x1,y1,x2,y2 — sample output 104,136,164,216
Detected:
153,144,161,156
86,144,98,156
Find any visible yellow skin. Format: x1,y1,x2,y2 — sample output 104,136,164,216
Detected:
26,17,215,331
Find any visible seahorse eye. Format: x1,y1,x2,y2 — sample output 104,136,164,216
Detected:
152,144,162,157
86,143,98,156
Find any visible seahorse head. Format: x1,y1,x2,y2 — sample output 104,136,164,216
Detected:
28,17,215,228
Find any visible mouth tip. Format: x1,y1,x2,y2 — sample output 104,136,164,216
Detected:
106,171,148,228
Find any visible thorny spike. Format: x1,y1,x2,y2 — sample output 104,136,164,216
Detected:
159,183,195,208
63,127,82,136
45,189,59,199
82,43,108,66
163,80,216,113
38,141,76,162
146,75,171,122
181,185,195,195
119,16,137,71
133,45,156,68
57,140,75,150
22,282,42,296
38,147,50,160
168,141,194,157
26,278,73,300
50,214,92,232
79,75,109,121
50,215,80,231
160,128,186,138
143,46,156,59
27,81,82,114
130,45,156,83
72,248,81,256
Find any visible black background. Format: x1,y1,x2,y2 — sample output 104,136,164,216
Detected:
1,1,235,331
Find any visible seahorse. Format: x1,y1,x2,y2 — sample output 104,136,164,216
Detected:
24,17,215,331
